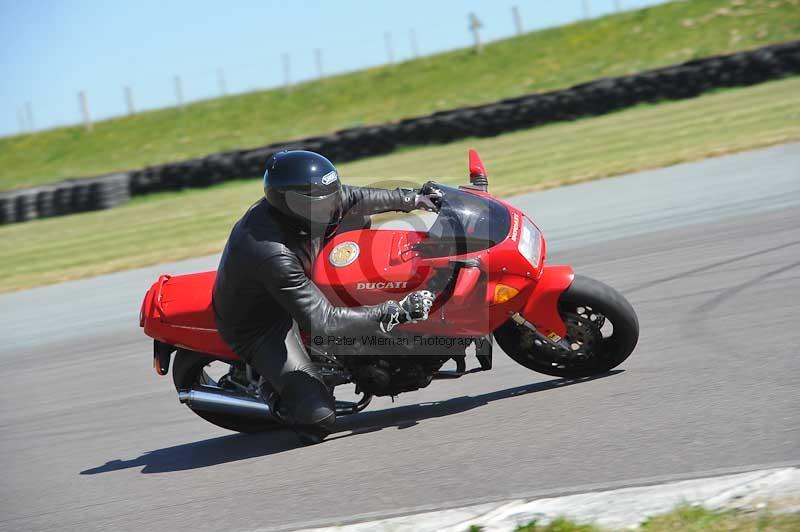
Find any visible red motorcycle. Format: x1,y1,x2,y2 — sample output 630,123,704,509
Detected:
140,150,639,434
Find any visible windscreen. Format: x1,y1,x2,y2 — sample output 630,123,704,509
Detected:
419,186,511,257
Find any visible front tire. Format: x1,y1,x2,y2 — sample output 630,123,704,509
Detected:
495,275,639,378
172,349,282,434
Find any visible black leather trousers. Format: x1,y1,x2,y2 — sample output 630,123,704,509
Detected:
235,215,373,431
240,325,336,430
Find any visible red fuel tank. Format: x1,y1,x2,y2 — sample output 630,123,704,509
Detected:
312,229,432,306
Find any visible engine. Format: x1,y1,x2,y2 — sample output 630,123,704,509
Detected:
347,354,452,397
311,329,475,397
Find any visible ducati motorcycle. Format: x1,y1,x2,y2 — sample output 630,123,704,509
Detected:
140,150,639,434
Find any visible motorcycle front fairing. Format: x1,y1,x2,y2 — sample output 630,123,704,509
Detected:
313,185,572,338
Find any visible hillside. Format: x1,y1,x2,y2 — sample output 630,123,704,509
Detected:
1,0,798,190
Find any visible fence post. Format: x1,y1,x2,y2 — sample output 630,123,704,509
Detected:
469,13,483,54
614,0,622,11
384,32,395,65
512,6,523,36
282,53,291,90
409,30,419,59
17,105,26,133
174,76,185,109
25,102,34,132
315,48,323,79
582,0,591,19
78,91,92,131
124,85,135,115
217,68,227,96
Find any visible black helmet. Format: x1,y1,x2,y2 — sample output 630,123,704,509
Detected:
263,150,343,231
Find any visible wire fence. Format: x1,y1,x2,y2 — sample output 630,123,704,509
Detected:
11,1,649,136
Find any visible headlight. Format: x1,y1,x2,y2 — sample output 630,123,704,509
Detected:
518,217,542,267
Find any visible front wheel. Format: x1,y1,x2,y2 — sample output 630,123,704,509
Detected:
494,275,639,378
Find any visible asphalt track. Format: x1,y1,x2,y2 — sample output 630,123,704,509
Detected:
1,144,798,532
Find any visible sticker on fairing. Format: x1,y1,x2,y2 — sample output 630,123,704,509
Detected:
510,213,520,241
547,332,562,342
329,241,359,267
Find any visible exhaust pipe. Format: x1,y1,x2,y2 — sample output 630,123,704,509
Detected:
178,385,277,420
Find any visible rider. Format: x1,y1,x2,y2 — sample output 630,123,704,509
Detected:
212,150,442,442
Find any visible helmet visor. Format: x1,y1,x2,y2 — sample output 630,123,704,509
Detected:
284,190,340,225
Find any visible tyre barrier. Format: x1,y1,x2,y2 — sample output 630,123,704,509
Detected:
2,40,798,225
14,193,37,223
0,173,131,225
0,195,14,225
35,188,56,218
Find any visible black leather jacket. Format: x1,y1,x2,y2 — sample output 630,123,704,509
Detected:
212,185,416,352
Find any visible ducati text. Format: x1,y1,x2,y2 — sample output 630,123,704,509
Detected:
356,281,409,290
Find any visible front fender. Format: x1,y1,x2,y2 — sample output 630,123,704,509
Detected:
519,265,574,338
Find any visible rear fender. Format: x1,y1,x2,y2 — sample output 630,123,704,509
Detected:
153,340,175,376
519,265,574,338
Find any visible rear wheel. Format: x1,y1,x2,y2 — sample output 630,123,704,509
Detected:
172,349,283,433
495,275,639,378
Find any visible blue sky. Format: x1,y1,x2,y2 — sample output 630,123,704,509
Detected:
0,0,663,137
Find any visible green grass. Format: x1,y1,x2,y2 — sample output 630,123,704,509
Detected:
1,0,798,190
0,76,797,293
502,505,800,531
640,504,800,531
514,517,600,531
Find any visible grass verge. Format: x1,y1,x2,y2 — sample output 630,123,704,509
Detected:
493,504,800,531
1,0,798,189
0,76,798,293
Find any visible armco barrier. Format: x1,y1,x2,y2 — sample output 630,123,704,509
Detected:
2,40,798,225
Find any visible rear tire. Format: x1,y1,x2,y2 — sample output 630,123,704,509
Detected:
495,275,639,378
172,349,282,434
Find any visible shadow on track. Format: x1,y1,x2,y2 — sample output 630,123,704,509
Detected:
81,371,621,475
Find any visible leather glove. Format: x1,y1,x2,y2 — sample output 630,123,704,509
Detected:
414,181,444,212
379,290,436,332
